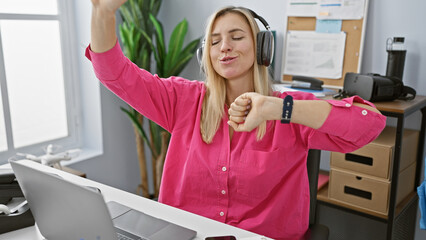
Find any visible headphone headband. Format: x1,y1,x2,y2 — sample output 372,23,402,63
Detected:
246,8,271,31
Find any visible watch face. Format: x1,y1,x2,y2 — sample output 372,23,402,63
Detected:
281,95,293,124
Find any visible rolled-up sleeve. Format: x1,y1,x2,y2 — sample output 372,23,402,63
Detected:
308,95,386,153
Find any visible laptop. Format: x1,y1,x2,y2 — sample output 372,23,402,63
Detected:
9,160,197,240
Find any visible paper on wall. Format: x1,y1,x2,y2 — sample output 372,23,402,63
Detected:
315,19,342,33
283,31,347,79
286,0,319,17
317,0,366,19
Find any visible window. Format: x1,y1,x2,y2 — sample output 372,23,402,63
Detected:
0,0,80,163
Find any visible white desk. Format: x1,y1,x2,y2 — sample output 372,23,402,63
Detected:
0,161,270,240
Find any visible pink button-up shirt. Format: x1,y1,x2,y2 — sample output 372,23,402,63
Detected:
86,42,386,240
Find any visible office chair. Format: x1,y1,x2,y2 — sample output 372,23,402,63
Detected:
304,149,329,240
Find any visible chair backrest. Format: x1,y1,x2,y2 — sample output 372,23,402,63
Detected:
306,149,321,225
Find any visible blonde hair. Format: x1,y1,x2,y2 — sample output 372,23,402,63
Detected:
200,6,273,143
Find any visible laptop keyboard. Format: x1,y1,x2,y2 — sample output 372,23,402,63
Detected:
117,232,149,240
116,227,148,240
117,232,135,240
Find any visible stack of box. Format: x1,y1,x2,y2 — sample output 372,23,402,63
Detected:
328,126,419,215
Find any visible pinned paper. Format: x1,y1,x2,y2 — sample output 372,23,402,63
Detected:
317,0,366,20
283,31,347,79
287,0,319,17
316,19,342,33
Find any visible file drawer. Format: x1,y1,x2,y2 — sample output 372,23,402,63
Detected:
330,127,418,179
329,162,416,215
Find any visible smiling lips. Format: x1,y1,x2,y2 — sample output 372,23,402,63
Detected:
220,56,237,64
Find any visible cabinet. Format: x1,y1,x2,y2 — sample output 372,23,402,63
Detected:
317,96,426,240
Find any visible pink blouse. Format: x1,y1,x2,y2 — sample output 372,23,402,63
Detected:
86,42,386,240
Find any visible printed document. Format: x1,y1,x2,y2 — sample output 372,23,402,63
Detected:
283,31,346,79
317,0,366,19
287,0,319,17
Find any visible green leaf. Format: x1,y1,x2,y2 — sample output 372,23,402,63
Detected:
164,19,188,73
120,23,144,63
151,0,162,16
168,54,194,77
140,29,161,66
163,38,199,77
119,3,133,24
149,14,166,64
130,28,142,62
119,24,134,60
137,47,150,70
180,38,201,57
129,0,139,26
137,0,143,11
132,1,143,27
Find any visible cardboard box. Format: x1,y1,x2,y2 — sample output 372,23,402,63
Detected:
330,127,418,179
396,161,417,205
329,162,416,215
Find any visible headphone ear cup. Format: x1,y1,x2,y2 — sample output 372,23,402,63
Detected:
256,32,264,66
264,31,274,66
196,46,203,66
257,31,274,66
197,38,206,72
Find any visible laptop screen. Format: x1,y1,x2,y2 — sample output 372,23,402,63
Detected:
10,159,124,239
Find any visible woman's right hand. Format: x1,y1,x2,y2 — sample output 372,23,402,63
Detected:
91,0,127,13
90,0,127,53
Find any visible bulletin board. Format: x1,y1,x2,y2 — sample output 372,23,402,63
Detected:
281,0,369,88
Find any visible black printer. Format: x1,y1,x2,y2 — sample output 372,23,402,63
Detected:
0,168,35,233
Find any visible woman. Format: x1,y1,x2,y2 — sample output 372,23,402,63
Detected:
87,1,386,239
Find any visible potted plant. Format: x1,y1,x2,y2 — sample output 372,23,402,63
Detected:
118,0,200,199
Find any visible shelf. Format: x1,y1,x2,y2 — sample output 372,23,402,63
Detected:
317,183,418,221
373,95,426,114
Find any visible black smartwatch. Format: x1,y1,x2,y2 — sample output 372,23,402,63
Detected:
281,95,293,124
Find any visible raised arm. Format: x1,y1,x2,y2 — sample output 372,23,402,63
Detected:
228,92,382,132
90,0,127,53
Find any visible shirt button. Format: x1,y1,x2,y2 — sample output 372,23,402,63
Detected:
222,167,227,172
362,110,368,115
220,211,224,216
221,190,226,195
345,103,351,107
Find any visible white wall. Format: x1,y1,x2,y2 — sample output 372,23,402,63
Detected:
70,0,426,239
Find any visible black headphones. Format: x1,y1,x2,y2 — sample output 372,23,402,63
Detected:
196,7,274,67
